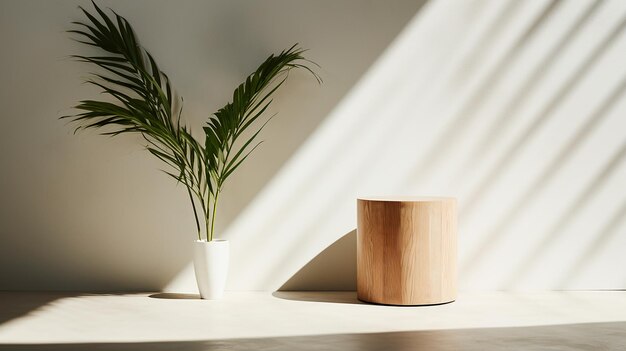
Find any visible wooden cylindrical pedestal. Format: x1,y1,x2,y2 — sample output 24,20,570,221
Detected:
357,197,457,305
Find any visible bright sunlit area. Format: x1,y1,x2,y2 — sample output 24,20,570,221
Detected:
1,0,625,350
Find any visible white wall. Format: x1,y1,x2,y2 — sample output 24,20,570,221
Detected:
1,0,625,292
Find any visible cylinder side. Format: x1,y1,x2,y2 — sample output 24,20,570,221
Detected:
357,198,457,305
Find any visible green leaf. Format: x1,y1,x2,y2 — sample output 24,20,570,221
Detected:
65,2,320,242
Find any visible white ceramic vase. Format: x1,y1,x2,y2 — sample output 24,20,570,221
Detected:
193,239,229,300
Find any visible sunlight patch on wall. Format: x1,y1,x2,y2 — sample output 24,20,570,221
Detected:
166,0,626,292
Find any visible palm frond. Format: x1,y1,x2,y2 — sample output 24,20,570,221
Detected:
206,45,321,188
65,1,320,242
65,1,204,238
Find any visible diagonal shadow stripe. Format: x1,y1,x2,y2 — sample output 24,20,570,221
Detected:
241,0,505,288
459,14,626,279
224,0,434,264
261,0,570,290
472,140,626,287
556,199,626,288
460,14,626,219
401,0,563,189
500,78,626,288
452,0,603,187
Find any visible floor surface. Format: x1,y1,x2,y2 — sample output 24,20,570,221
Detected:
0,291,625,350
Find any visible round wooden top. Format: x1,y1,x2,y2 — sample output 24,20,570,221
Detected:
357,196,456,202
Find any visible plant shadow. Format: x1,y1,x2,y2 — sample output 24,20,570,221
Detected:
148,293,200,300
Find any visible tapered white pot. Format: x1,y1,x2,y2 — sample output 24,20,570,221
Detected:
193,240,229,300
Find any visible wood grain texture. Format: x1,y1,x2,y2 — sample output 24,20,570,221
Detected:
357,197,457,305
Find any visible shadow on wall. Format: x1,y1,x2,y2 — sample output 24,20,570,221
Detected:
278,230,357,291
0,0,428,293
1,322,624,351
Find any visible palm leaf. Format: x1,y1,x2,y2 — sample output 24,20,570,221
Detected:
206,45,321,189
65,1,320,241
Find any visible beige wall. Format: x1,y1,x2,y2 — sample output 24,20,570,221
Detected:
2,0,625,293
0,0,425,290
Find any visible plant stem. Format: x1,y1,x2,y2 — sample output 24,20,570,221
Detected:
209,192,219,242
186,185,201,241
204,195,211,242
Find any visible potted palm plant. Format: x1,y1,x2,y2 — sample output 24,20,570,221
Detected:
64,2,320,299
